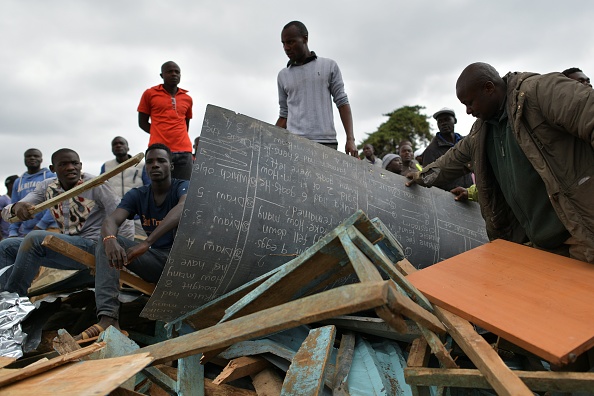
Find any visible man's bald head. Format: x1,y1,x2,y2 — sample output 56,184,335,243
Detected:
456,62,505,120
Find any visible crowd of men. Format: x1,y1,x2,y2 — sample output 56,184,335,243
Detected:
0,19,592,342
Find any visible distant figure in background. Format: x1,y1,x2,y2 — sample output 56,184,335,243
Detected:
422,108,473,191
382,154,403,174
138,61,194,180
399,144,421,177
562,67,592,88
362,144,382,167
9,149,57,238
0,176,18,240
275,21,357,157
101,136,150,237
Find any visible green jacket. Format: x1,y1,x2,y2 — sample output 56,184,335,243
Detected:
414,72,594,262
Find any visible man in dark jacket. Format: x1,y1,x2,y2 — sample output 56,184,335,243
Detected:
407,62,594,263
422,108,473,191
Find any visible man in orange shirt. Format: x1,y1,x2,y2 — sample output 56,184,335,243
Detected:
138,61,194,180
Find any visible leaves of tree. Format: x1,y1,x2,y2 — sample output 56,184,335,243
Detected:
358,105,432,159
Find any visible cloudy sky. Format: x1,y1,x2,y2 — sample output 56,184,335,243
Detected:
1,1,592,190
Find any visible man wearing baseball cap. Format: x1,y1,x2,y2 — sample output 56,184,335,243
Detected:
421,107,473,191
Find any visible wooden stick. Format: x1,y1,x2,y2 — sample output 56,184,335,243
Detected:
405,367,594,392
9,152,144,223
213,356,269,385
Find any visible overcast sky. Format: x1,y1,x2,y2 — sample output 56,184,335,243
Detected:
1,1,592,190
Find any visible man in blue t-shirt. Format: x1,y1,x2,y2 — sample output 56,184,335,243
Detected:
76,143,188,340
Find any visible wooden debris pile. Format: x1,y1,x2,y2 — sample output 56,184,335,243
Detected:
2,210,594,395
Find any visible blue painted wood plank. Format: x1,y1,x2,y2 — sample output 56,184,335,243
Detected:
281,325,337,396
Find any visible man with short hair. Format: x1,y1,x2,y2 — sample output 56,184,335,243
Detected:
0,176,18,240
362,144,381,166
422,108,473,191
101,136,150,236
275,21,357,157
407,62,594,263
562,67,592,88
0,149,133,295
138,61,194,180
399,144,421,177
76,143,188,340
9,149,57,237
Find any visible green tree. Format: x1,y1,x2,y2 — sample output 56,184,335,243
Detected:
358,105,432,159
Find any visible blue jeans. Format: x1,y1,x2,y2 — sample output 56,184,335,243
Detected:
0,231,94,296
95,236,169,319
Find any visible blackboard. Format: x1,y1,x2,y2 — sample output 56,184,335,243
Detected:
141,105,488,321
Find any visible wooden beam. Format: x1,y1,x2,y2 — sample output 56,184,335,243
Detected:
346,225,433,311
9,153,144,223
332,332,355,395
136,281,391,365
41,234,156,295
405,367,594,392
213,356,269,385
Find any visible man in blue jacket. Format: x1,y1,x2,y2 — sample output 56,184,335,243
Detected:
9,149,57,237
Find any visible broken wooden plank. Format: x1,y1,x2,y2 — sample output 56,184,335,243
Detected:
251,368,283,396
416,326,458,369
136,281,391,365
178,353,204,396
0,342,105,387
52,329,82,357
281,325,336,396
347,224,433,311
41,235,156,295
332,332,355,395
155,365,257,396
219,211,383,323
0,352,152,395
213,356,269,385
407,338,432,396
9,153,144,223
384,278,445,335
218,339,296,362
317,315,421,342
405,367,594,392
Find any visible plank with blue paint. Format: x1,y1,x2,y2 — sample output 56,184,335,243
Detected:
281,325,336,396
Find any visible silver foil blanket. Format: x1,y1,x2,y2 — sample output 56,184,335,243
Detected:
0,291,36,358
